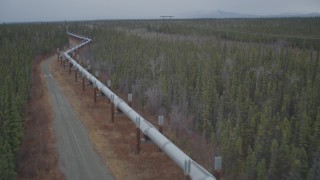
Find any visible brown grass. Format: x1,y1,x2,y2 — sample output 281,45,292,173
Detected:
16,53,64,180
50,38,184,180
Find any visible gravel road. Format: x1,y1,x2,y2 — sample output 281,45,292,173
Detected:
41,55,113,180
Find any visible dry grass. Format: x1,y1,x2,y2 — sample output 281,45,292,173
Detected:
50,38,184,180
16,53,64,180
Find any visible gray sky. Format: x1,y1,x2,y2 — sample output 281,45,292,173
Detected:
1,0,320,23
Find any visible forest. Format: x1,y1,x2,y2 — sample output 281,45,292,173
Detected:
0,18,319,179
0,23,67,178
69,18,320,179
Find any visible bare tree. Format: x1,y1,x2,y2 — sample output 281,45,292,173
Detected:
249,66,270,90
149,53,164,80
144,83,162,114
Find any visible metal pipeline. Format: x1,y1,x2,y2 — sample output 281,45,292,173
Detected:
64,32,215,180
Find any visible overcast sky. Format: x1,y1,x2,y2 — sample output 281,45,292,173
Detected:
1,0,320,23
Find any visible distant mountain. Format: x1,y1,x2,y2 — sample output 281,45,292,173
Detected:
266,12,320,18
203,10,257,18
181,10,320,19
183,10,257,19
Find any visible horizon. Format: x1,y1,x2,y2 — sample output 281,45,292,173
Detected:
2,11,320,24
1,0,320,23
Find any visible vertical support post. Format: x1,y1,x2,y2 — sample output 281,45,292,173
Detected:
107,80,111,103
63,61,66,69
158,115,164,151
93,81,97,103
184,159,191,180
69,63,72,75
82,77,85,91
214,156,222,180
158,115,164,133
128,93,132,107
111,94,114,123
56,48,59,60
136,117,141,154
75,69,78,82
94,87,97,103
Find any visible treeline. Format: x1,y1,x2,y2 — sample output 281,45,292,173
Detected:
69,18,320,179
0,23,67,178
72,18,320,49
146,18,320,50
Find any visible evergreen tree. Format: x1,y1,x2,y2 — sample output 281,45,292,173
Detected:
0,137,16,179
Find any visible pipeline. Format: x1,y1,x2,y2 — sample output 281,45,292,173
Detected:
64,32,216,180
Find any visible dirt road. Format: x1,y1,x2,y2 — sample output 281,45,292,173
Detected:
41,55,113,180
